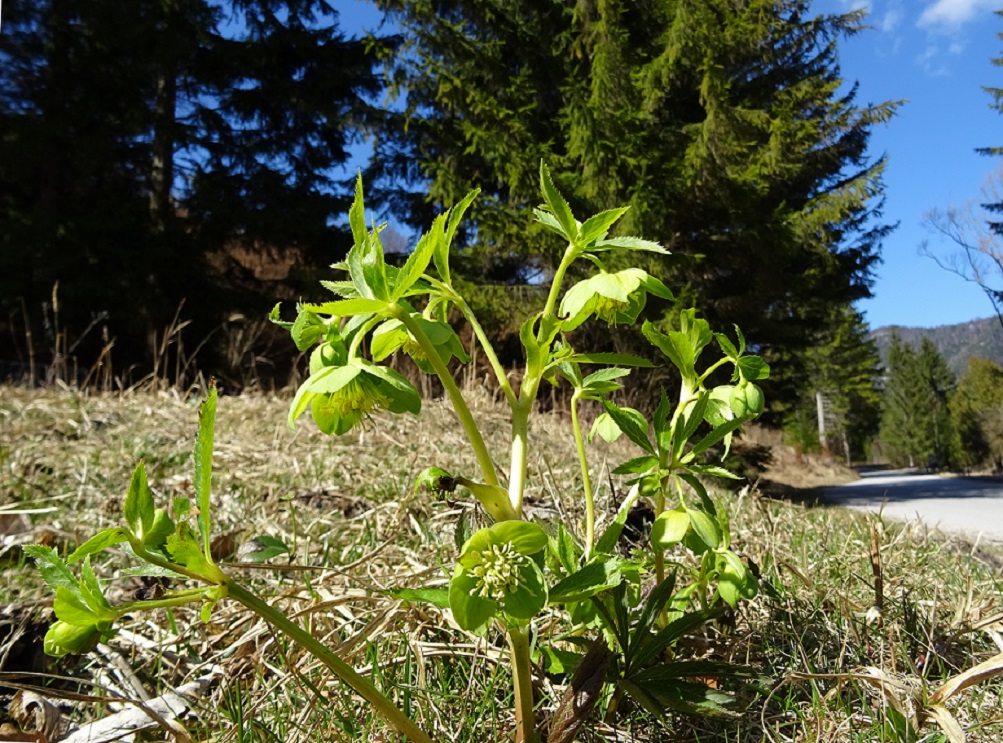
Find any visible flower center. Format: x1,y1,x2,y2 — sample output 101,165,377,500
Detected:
329,376,392,417
593,294,631,323
469,543,527,603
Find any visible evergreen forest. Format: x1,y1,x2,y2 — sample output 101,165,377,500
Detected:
3,0,1003,468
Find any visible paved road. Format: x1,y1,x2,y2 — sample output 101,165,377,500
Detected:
823,468,1003,543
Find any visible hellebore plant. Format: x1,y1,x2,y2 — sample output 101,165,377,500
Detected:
29,164,768,743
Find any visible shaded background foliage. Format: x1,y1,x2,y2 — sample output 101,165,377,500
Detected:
2,0,895,415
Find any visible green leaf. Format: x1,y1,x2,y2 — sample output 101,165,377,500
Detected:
194,385,217,560
554,523,581,574
581,367,632,387
390,587,450,608
736,356,770,381
124,462,154,538
651,510,690,549
622,676,739,719
561,352,654,367
24,545,77,592
53,585,100,626
348,174,367,248
290,310,326,351
532,208,569,239
392,212,445,300
601,401,653,454
611,455,658,476
591,236,668,253
240,535,290,563
588,412,621,443
68,528,129,563
302,298,389,317
594,484,641,555
631,608,725,670
144,509,175,550
439,189,479,283
686,418,746,460
686,464,741,480
687,509,721,550
167,523,216,578
267,303,293,331
539,162,578,243
549,558,624,604
714,332,738,359
642,322,691,376
579,207,630,245
79,558,111,613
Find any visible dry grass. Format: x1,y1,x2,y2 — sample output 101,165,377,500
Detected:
1,385,1002,742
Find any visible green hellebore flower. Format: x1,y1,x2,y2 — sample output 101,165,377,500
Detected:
371,315,470,375
288,358,421,435
44,620,104,657
449,521,548,633
559,268,673,332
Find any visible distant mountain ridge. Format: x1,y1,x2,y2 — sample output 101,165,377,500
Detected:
870,316,1003,375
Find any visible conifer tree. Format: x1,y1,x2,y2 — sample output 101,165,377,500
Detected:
376,0,897,395
879,335,955,468
949,356,1003,470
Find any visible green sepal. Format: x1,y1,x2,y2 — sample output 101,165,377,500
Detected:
651,509,690,549
686,509,721,551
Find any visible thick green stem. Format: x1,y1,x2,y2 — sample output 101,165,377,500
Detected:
570,391,595,557
541,245,578,320
508,402,531,518
227,581,434,743
396,308,500,488
508,625,538,743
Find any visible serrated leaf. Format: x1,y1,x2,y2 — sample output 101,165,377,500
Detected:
302,298,388,316
715,332,738,359
53,586,100,626
601,401,653,454
438,189,479,283
68,528,129,563
686,418,746,460
79,558,111,613
591,236,667,253
687,464,741,480
549,558,624,604
240,535,290,563
687,509,721,550
194,385,216,560
144,509,175,549
167,523,215,578
737,356,770,381
392,213,444,300
290,310,325,351
561,352,654,367
611,455,659,476
390,587,450,608
539,162,578,243
24,545,77,592
124,462,154,538
594,484,640,555
348,174,367,248
579,207,630,245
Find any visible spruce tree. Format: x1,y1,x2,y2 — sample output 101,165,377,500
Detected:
376,0,897,399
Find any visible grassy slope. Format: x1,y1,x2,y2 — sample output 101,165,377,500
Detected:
1,385,1001,742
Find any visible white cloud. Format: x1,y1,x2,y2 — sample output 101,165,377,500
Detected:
881,6,903,32
918,0,997,31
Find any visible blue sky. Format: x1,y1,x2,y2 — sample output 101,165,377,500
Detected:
340,0,1003,330
820,0,1003,329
